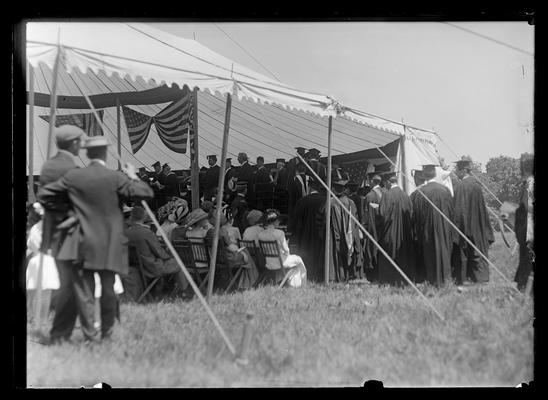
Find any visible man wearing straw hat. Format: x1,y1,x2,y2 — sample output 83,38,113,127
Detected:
39,135,154,344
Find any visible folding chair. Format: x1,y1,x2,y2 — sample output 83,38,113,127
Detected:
128,246,162,303
222,239,258,293
258,240,295,289
172,239,211,294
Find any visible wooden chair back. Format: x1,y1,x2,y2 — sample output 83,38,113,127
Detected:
258,240,284,270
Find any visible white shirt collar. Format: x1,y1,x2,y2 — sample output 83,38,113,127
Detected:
390,184,399,189
426,178,437,184
89,158,106,167
58,149,76,161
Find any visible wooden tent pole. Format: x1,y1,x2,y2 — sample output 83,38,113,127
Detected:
34,40,61,334
191,87,200,211
324,116,333,284
27,62,35,203
206,93,232,301
45,42,62,159
116,99,122,170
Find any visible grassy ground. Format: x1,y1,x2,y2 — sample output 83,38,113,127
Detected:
26,235,534,388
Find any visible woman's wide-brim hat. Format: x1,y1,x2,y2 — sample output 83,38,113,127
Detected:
184,208,209,227
246,209,263,226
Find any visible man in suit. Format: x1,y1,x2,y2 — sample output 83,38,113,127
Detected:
224,158,238,199
125,206,189,300
39,136,154,343
39,125,85,263
149,161,163,209
203,155,220,201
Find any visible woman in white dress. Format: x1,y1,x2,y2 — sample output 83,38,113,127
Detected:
257,209,307,288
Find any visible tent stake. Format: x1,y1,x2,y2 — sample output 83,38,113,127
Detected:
207,93,232,301
324,116,333,284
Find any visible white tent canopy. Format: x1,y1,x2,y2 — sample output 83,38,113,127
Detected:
26,22,440,192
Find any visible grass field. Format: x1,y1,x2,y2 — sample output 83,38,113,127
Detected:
26,235,534,388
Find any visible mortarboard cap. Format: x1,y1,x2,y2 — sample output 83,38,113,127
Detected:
295,146,306,153
54,125,86,144
346,180,360,188
453,156,473,169
207,154,217,160
162,163,170,169
307,148,321,157
138,167,147,173
422,164,438,174
152,161,161,168
276,158,286,163
226,158,232,162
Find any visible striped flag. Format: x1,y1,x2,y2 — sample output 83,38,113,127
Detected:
152,92,193,154
122,106,153,154
40,110,104,136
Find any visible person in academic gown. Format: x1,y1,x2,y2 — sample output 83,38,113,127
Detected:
290,179,327,283
412,165,455,287
285,147,307,189
451,158,495,284
287,163,309,222
223,158,238,204
410,169,427,283
329,180,360,282
376,173,416,285
236,152,255,207
305,148,327,183
345,181,364,279
203,155,220,201
252,156,274,210
362,174,383,281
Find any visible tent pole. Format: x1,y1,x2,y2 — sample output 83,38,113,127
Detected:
45,42,62,159
191,87,200,211
400,125,407,193
116,99,121,170
207,93,232,301
27,62,35,203
324,116,333,284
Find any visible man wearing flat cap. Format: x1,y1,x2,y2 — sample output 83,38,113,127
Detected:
39,125,85,261
36,125,86,341
452,156,494,285
412,164,455,287
39,135,154,344
203,155,220,201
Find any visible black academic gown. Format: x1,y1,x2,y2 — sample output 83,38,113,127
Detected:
329,195,360,282
363,187,382,277
253,166,274,210
237,161,255,206
452,176,494,283
203,165,220,200
410,187,425,283
412,181,455,287
306,159,327,182
377,186,416,285
291,191,326,282
287,174,308,222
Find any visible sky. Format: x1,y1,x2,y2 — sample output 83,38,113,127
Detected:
151,21,534,169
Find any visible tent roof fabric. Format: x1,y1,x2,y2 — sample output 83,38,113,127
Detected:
26,22,438,175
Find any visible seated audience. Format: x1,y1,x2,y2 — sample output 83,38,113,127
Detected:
205,214,259,290
124,206,190,301
242,209,265,246
257,209,307,288
171,208,212,243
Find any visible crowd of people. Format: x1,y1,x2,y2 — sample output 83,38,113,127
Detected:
26,124,534,346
